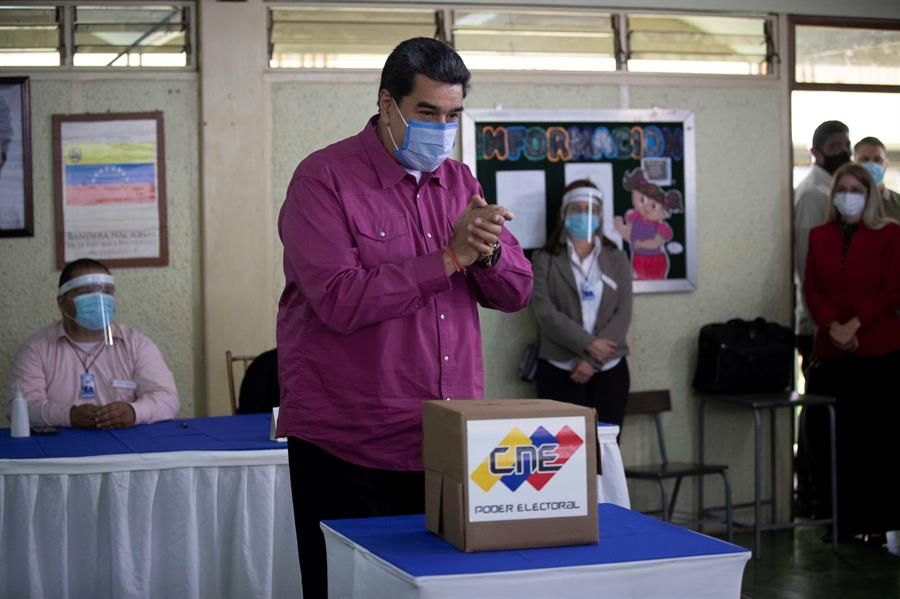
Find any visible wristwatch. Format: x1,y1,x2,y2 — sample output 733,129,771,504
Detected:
476,242,502,268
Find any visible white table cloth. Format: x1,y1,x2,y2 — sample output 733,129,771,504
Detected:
323,503,750,599
0,414,299,599
0,418,630,599
596,424,630,508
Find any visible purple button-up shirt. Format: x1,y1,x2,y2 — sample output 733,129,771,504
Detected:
276,116,533,470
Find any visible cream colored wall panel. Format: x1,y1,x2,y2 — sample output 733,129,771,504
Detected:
200,0,275,415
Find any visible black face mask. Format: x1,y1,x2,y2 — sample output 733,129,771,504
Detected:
821,150,851,175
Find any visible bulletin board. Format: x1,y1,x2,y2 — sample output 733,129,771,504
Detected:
462,109,696,294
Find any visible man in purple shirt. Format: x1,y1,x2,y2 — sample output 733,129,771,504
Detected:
276,38,533,598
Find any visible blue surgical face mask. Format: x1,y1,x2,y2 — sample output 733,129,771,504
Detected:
564,213,599,241
861,161,885,186
833,192,866,218
387,99,458,172
73,292,116,331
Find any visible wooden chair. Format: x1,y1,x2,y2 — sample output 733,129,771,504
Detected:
226,351,256,414
624,390,734,541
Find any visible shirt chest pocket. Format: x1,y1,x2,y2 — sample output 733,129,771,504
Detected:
352,214,413,269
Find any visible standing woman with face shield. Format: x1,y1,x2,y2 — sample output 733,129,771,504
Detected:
531,180,633,443
803,162,900,544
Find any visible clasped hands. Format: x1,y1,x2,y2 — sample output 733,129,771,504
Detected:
70,402,136,430
829,318,860,353
446,196,512,273
571,338,618,384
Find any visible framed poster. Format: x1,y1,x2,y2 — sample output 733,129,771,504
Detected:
53,111,168,268
462,109,696,294
0,77,33,237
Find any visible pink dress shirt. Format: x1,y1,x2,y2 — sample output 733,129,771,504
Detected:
7,321,180,427
276,116,533,471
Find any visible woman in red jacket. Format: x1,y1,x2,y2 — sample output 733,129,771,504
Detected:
803,162,900,544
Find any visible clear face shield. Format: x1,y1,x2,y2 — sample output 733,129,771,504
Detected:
58,273,117,346
561,188,603,242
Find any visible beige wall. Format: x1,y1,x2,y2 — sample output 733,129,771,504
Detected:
199,0,277,415
0,76,202,419
4,0,898,519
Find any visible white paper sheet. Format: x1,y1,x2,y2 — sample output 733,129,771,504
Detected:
495,170,546,250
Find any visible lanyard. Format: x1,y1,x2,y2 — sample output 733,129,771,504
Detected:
571,249,598,287
64,337,107,374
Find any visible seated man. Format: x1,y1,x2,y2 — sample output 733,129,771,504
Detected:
7,258,179,429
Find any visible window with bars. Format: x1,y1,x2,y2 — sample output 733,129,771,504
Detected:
0,5,62,66
626,13,774,75
0,2,193,68
268,6,775,77
73,5,190,67
268,6,438,69
451,10,617,72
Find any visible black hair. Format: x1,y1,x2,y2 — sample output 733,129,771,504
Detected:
378,37,471,103
59,258,110,289
854,136,886,152
812,120,849,151
544,179,617,255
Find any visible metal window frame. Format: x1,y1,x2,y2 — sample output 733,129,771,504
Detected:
266,2,441,65
265,2,778,79
622,10,778,76
789,15,900,93
0,0,196,71
448,6,619,71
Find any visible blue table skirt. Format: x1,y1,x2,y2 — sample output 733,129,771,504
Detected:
323,503,747,578
0,413,283,459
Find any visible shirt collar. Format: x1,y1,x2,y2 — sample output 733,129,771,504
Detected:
565,239,601,265
812,164,833,187
360,115,450,191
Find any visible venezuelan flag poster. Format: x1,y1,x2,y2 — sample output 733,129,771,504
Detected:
53,112,167,267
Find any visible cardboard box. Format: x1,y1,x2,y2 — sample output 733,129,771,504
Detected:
423,399,597,552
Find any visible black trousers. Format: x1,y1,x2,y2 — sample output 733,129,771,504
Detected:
288,437,425,599
802,351,900,539
535,357,630,439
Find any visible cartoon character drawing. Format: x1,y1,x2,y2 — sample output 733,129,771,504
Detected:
613,167,684,280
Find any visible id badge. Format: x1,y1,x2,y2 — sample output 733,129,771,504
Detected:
80,373,97,399
580,281,595,300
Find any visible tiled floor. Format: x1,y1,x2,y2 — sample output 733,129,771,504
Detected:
734,527,900,599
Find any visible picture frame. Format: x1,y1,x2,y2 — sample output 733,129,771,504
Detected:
0,76,34,237
52,111,168,268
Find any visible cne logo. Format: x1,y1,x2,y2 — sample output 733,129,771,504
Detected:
470,425,584,493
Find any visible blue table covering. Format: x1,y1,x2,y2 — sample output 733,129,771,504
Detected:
323,503,747,577
0,413,283,459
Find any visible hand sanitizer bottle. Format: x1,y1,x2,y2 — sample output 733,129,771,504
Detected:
11,385,30,438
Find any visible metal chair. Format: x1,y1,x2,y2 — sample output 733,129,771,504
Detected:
624,390,734,541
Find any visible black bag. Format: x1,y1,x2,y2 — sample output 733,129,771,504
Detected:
518,341,540,382
693,318,794,394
